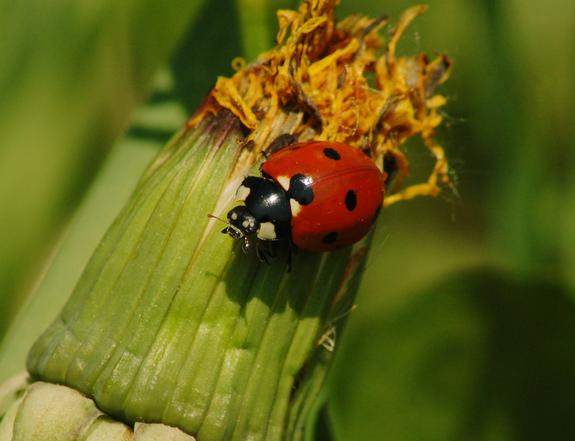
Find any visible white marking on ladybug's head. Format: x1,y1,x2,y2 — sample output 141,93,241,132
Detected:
242,218,256,230
290,199,302,217
235,185,251,201
257,222,277,240
276,176,290,191
230,211,239,221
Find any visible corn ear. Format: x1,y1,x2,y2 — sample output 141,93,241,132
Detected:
5,0,452,439
0,381,195,440
22,109,361,440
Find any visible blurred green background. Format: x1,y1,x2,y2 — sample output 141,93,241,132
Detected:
0,0,574,439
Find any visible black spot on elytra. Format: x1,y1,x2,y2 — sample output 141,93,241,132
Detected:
345,190,357,211
323,147,341,160
322,232,338,244
289,174,314,205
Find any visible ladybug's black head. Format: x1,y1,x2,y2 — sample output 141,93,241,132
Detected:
224,206,259,239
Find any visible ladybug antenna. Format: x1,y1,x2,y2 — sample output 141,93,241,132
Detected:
209,213,247,240
207,213,228,224
208,213,233,234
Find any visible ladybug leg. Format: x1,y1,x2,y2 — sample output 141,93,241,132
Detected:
265,241,278,259
241,236,252,254
255,241,279,265
256,245,269,264
286,248,292,273
286,243,299,273
263,133,299,158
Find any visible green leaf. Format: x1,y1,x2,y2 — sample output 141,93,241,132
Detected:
329,269,575,441
0,68,188,382
306,403,336,441
0,396,23,441
234,0,298,61
0,0,209,337
0,373,28,418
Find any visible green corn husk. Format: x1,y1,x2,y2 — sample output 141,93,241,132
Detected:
23,110,363,440
3,1,452,439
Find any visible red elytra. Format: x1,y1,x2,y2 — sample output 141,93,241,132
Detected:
261,141,385,252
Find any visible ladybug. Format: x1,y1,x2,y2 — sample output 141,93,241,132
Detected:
222,140,386,254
